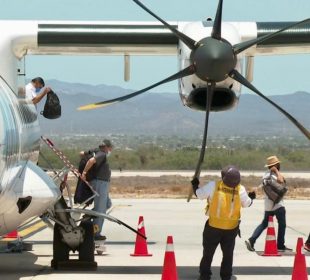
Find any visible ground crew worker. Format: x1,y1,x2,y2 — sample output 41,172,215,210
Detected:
25,77,51,105
191,165,255,280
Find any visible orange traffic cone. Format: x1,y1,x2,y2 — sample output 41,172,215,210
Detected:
3,229,20,239
161,236,178,280
292,237,308,280
130,216,152,256
262,216,281,256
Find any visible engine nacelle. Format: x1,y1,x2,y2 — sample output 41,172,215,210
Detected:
177,20,243,112
186,87,238,112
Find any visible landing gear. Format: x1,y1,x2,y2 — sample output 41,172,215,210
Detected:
78,221,95,262
48,197,146,269
51,223,70,268
51,221,97,270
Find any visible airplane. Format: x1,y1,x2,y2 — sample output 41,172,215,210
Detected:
77,0,310,199
0,0,310,268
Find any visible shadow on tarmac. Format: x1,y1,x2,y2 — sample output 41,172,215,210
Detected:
0,259,309,280
1,251,309,280
0,251,50,280
47,265,310,279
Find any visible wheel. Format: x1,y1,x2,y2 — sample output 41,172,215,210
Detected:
95,242,106,255
52,223,70,268
78,221,95,262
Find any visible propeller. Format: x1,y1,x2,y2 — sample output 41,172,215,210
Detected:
78,65,196,110
229,69,310,140
187,82,215,202
78,0,310,199
233,18,310,55
211,0,223,39
132,0,199,50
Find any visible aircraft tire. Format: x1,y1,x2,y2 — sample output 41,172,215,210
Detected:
52,223,70,268
78,220,95,262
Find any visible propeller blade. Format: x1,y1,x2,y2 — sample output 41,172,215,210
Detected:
187,82,215,202
62,208,147,239
132,0,198,50
234,18,310,54
78,65,196,111
211,0,223,40
229,69,310,140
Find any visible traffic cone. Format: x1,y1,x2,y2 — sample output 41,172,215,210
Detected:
3,229,20,239
262,216,281,256
292,237,308,280
130,216,152,256
161,236,178,280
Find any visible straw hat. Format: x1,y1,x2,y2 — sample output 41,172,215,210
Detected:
265,155,281,167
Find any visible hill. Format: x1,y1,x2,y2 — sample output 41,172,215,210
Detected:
37,80,310,137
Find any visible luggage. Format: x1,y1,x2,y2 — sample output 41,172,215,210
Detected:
74,151,97,205
262,172,288,204
41,90,61,119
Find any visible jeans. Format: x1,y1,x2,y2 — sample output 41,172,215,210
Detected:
91,179,110,237
249,206,286,248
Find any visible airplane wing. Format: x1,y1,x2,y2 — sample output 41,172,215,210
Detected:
5,20,310,58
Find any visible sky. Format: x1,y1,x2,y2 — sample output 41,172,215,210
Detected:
1,0,310,95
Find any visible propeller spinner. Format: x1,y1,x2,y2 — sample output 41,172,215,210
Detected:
78,0,310,201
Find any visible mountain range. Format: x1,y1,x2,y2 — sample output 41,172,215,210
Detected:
36,79,310,137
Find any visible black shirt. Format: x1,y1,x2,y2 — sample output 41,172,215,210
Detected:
94,151,111,181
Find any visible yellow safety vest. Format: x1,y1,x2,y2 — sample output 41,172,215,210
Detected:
208,181,241,230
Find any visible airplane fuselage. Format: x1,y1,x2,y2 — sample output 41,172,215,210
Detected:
0,76,60,235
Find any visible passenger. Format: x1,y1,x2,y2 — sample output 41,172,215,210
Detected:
77,147,112,209
191,166,255,280
81,139,113,241
304,233,310,252
25,77,51,105
245,155,292,252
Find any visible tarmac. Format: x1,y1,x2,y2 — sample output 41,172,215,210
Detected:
0,199,309,280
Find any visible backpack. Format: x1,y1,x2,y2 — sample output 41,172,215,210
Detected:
74,151,97,205
262,172,288,204
40,90,61,119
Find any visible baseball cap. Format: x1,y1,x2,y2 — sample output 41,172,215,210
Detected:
99,139,113,148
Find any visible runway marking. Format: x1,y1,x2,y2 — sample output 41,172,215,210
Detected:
0,220,47,242
107,204,132,215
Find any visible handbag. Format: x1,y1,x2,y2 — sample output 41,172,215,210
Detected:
262,172,288,204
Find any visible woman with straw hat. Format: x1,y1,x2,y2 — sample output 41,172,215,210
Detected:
245,155,292,252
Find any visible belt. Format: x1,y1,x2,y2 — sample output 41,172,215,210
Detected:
95,178,110,182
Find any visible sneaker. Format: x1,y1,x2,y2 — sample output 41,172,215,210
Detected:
245,239,255,251
304,243,310,252
277,246,292,252
94,235,106,241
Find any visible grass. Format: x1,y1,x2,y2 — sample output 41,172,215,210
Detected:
63,174,310,199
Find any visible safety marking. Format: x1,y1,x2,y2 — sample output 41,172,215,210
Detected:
165,244,174,252
0,220,47,242
265,235,276,241
268,221,274,227
19,220,47,239
138,221,144,230
106,204,132,215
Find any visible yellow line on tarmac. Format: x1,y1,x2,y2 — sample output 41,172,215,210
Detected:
1,220,47,241
19,220,47,239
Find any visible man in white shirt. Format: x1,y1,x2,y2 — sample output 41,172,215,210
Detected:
25,77,51,105
192,166,255,280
